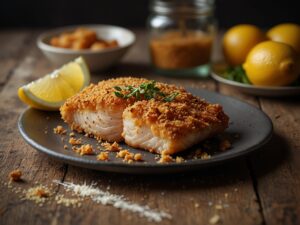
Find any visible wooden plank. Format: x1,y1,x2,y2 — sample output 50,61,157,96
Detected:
0,31,67,225
0,30,32,85
0,30,265,225
250,98,300,225
216,27,300,224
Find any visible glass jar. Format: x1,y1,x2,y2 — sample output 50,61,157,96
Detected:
147,0,216,77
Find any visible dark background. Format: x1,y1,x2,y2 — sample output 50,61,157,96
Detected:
0,0,299,29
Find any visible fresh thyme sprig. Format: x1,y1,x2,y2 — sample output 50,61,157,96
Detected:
163,92,179,102
114,80,179,102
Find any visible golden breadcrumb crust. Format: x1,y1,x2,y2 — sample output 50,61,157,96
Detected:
60,77,187,133
123,97,229,140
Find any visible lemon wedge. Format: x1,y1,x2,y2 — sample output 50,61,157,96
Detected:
18,57,90,110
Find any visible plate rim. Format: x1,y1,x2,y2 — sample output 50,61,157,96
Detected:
211,71,300,91
18,88,273,172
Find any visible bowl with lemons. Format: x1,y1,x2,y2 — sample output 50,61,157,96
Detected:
212,23,300,96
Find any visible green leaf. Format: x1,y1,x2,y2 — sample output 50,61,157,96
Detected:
114,92,124,98
164,92,179,102
114,86,122,91
223,66,252,84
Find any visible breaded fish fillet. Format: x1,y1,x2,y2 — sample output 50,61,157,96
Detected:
122,97,229,155
60,77,186,142
61,77,229,154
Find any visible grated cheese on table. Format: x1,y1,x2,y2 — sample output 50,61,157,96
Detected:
54,180,172,222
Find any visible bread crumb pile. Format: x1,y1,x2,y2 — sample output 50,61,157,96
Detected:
55,194,82,207
9,169,22,181
74,144,94,155
54,180,172,222
158,154,174,163
53,125,66,135
69,137,82,145
101,141,122,152
24,185,51,205
97,152,109,161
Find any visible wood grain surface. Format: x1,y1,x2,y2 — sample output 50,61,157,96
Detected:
0,29,299,225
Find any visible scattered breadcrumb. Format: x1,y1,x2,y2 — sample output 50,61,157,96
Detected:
116,150,130,158
127,159,133,164
3,179,85,208
75,144,94,155
24,185,51,205
219,139,231,151
175,156,184,163
69,137,82,145
69,132,75,137
200,152,211,160
9,169,22,182
209,214,220,224
115,150,142,163
194,203,199,208
53,125,66,135
54,180,172,222
97,152,109,161
124,152,134,161
55,195,82,207
134,153,143,161
63,145,68,150
158,154,174,163
101,142,121,152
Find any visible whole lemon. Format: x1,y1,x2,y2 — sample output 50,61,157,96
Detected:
223,24,266,66
243,41,300,86
267,23,300,54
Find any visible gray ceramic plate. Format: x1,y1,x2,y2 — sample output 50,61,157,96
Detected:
18,88,273,174
211,63,300,97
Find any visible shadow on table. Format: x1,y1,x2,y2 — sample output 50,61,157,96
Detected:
248,132,290,179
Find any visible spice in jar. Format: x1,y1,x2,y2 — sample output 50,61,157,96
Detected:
150,31,213,70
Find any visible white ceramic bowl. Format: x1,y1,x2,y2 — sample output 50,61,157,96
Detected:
37,25,136,72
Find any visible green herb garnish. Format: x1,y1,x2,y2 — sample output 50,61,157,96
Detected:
163,92,179,102
114,81,179,102
223,66,251,84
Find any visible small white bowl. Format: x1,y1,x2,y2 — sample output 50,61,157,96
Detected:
37,24,136,72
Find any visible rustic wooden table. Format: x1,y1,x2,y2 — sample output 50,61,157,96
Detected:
0,29,299,225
